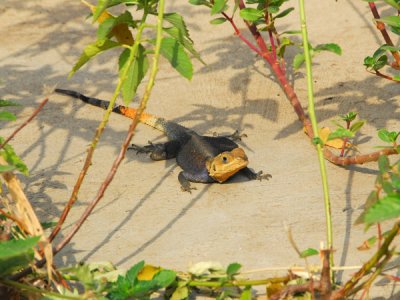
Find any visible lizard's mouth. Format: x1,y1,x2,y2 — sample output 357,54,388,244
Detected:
206,148,249,183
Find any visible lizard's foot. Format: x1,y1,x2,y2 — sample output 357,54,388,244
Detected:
242,168,272,181
180,185,197,193
254,171,272,181
212,130,247,141
128,143,153,154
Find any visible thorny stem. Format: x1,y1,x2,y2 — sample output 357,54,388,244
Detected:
368,2,400,68
331,221,400,299
0,97,49,150
188,275,291,287
299,0,333,281
53,0,165,255
223,0,399,166
48,15,148,243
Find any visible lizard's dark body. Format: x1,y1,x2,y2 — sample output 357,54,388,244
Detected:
55,89,271,191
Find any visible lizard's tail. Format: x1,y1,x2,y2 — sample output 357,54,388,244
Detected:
54,89,165,132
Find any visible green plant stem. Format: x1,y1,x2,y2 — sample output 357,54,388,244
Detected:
48,19,148,243
0,279,84,300
331,221,400,299
187,275,290,287
298,0,333,278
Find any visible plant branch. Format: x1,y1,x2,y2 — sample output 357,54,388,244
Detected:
331,221,400,299
0,208,28,233
0,97,49,150
52,0,165,256
368,3,400,68
187,275,292,287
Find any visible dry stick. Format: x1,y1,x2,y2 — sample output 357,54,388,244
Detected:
331,221,400,300
228,2,399,166
0,97,49,150
0,207,28,233
368,2,400,68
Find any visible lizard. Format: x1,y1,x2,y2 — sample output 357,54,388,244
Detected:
55,88,271,192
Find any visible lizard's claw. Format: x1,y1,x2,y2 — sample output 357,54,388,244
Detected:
128,144,150,154
255,171,272,181
181,185,197,193
229,130,247,141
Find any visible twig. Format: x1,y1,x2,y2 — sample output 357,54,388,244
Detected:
368,3,400,68
0,97,49,150
0,208,28,233
331,221,400,299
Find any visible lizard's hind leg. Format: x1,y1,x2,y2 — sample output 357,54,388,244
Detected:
128,140,180,161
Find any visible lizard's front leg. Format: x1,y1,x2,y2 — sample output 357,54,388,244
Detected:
241,167,272,181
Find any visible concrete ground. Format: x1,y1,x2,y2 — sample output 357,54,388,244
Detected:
1,0,399,298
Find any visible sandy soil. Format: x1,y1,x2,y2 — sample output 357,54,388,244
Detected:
1,0,399,298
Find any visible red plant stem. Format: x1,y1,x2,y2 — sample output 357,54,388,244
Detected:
340,120,351,157
368,2,400,67
0,97,49,150
265,12,277,60
373,70,400,82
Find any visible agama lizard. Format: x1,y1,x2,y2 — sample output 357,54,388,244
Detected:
55,89,271,192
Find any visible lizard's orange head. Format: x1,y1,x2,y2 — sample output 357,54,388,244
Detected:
206,147,249,183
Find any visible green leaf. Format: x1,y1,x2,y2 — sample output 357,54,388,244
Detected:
393,75,400,82
327,128,354,140
239,8,264,22
0,141,29,176
0,111,16,121
0,100,20,107
210,17,227,25
164,13,193,43
378,129,395,143
378,155,390,173
340,111,357,122
293,53,305,70
376,16,400,28
0,165,16,173
152,269,176,287
92,0,110,23
240,286,252,300
159,37,193,80
226,263,241,278
0,236,40,277
280,30,301,35
355,191,379,225
126,260,145,284
364,195,400,224
299,248,319,258
350,120,365,133
373,55,388,70
97,11,134,40
277,36,293,58
189,0,210,6
118,45,149,105
171,286,189,300
273,7,294,19
211,0,227,15
383,0,400,9
314,43,342,55
69,39,121,78
267,5,279,14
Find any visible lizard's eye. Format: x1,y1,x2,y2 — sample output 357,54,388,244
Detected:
222,156,228,163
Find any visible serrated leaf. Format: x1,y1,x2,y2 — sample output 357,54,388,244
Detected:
293,53,305,70
314,43,342,55
239,8,264,22
92,0,110,23
160,37,193,80
376,16,400,27
0,236,40,276
226,263,241,278
69,39,121,78
0,111,16,121
0,100,20,107
164,13,193,43
210,17,227,25
273,7,294,19
350,120,365,133
118,45,149,105
327,128,354,140
299,248,319,258
364,195,400,224
211,0,227,15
